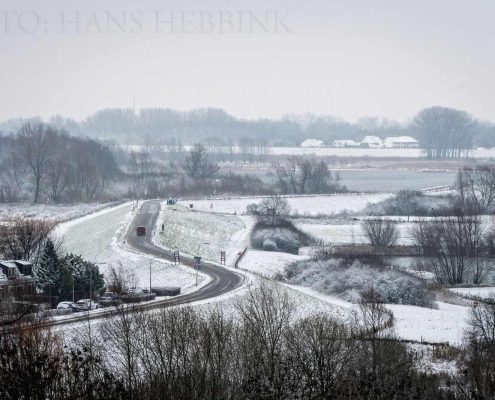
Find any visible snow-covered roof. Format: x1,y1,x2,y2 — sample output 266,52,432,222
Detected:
300,139,325,148
383,136,418,144
361,136,382,144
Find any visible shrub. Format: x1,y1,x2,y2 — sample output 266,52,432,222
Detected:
280,258,434,307
251,219,312,254
361,218,400,248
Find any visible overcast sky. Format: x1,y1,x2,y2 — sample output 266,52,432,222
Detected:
1,0,494,123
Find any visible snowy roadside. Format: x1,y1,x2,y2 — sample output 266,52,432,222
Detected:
55,202,210,298
0,202,122,223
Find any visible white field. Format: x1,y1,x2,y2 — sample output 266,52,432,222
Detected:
55,203,207,293
448,287,495,299
0,202,118,222
298,221,415,245
154,204,246,264
238,250,309,278
181,193,392,216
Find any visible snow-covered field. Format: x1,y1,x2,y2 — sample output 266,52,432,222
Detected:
55,203,207,293
449,287,495,299
298,220,415,245
182,193,392,216
154,205,246,263
0,202,119,222
238,250,309,278
285,284,469,345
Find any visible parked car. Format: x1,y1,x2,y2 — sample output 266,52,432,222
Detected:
76,299,99,311
98,292,120,307
56,301,79,313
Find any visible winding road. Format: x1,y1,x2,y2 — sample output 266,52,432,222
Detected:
127,200,245,304
47,200,246,326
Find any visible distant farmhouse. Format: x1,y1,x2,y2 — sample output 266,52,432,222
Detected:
331,135,419,149
333,139,361,148
0,260,36,301
382,136,419,149
360,136,383,148
300,139,325,148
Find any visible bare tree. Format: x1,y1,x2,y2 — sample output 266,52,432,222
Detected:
411,213,486,284
458,165,495,212
361,218,400,248
414,106,477,159
16,122,57,203
0,218,54,261
462,299,495,399
258,196,291,224
273,156,342,194
183,143,219,179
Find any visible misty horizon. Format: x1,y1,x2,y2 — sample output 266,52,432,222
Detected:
2,0,495,124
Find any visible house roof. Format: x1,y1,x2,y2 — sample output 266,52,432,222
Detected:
383,136,418,144
300,139,324,147
361,135,382,144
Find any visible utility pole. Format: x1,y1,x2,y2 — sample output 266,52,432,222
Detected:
149,258,152,292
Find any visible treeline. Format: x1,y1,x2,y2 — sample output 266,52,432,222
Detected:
1,284,494,399
0,122,119,203
2,106,493,156
125,145,346,198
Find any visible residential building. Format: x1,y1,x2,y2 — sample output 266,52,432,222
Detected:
300,139,325,148
0,260,36,301
360,136,383,148
382,136,419,149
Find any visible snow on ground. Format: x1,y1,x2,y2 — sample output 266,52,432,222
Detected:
298,221,415,245
449,287,495,299
154,204,246,264
286,284,469,345
0,202,119,222
238,250,308,278
182,193,392,216
54,202,208,293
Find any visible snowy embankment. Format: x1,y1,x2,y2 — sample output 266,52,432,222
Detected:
181,193,392,216
154,204,250,265
54,202,208,293
0,202,119,222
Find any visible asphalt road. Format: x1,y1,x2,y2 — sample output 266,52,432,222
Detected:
44,200,246,327
126,200,245,304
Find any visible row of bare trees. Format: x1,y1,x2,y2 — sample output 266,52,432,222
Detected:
272,156,344,194
0,122,119,203
1,284,494,399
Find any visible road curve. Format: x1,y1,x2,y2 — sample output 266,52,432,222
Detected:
126,200,245,304
43,200,246,327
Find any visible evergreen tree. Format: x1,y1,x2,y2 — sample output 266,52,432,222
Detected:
35,239,61,295
63,253,105,298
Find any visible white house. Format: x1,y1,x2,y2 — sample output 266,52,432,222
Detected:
382,136,419,149
300,139,325,148
333,139,361,148
360,136,383,148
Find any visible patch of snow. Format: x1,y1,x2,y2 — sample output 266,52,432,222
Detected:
182,193,392,217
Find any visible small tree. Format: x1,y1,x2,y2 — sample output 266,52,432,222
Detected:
361,219,400,248
35,239,62,296
258,196,291,224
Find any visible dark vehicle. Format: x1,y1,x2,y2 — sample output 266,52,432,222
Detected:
136,226,146,236
151,286,181,296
